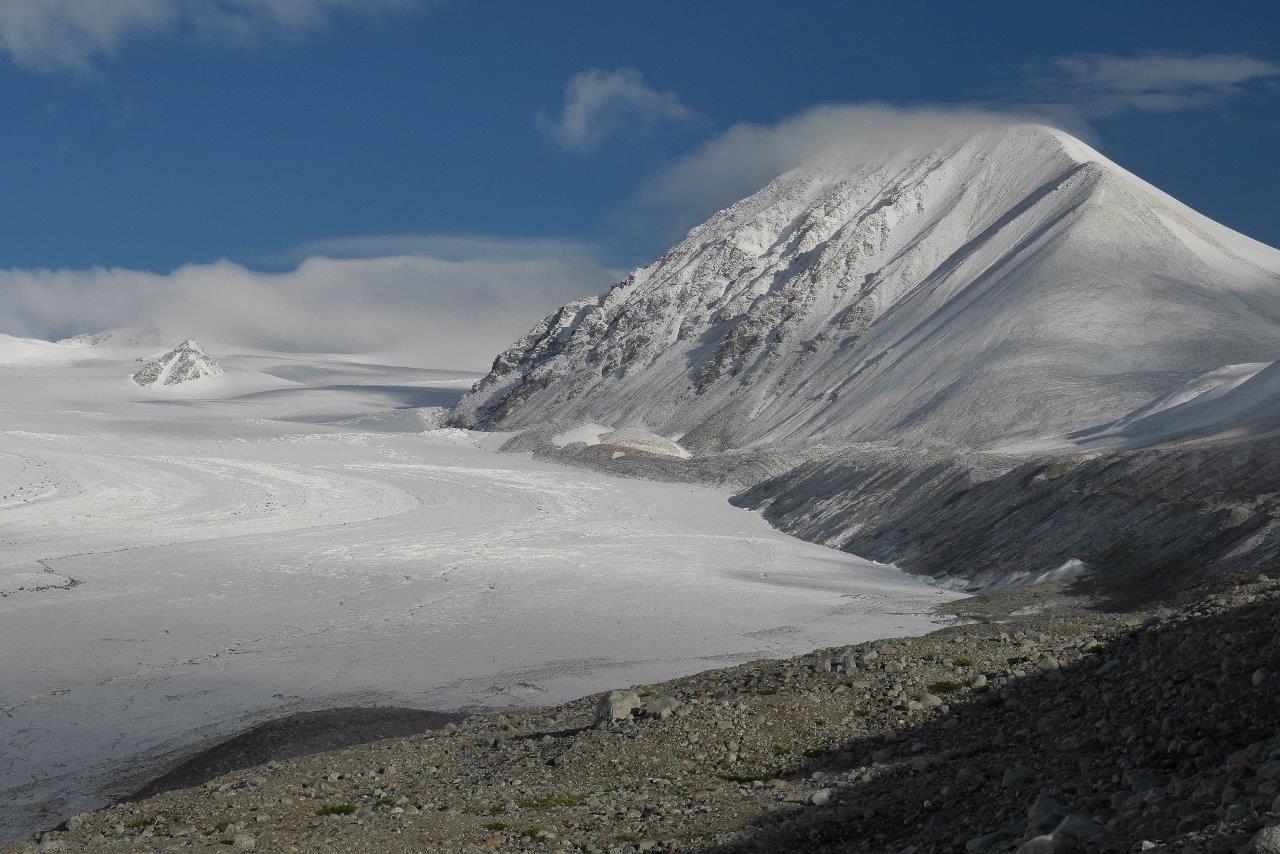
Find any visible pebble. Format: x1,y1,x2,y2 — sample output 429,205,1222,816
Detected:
1253,825,1280,854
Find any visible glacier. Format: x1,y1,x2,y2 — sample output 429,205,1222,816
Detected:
0,336,954,840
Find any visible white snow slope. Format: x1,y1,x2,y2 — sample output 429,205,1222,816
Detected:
451,124,1280,451
1070,359,1280,448
0,343,954,841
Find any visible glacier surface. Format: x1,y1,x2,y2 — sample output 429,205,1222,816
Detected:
0,337,955,840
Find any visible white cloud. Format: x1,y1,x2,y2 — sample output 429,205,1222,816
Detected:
274,233,607,265
538,67,699,153
0,0,421,72
0,239,619,370
617,103,1037,254
609,53,1280,253
1055,53,1279,93
1022,52,1280,117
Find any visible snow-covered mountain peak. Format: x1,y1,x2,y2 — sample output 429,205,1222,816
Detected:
452,124,1280,451
131,338,224,388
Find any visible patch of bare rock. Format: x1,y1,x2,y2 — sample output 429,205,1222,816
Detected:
9,571,1280,853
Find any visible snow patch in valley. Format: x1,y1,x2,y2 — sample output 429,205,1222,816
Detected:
597,427,691,459
551,422,613,447
552,423,692,458
934,558,1095,593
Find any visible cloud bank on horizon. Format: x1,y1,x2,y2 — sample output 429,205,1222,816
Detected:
0,243,619,371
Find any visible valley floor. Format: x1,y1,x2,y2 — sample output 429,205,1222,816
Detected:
10,570,1279,853
0,350,954,842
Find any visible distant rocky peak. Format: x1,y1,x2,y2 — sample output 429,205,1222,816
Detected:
131,338,223,387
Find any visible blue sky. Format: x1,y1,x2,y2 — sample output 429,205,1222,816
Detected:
0,0,1277,363
2,0,1278,270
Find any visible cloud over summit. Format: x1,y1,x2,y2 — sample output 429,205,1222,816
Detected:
615,103,1033,257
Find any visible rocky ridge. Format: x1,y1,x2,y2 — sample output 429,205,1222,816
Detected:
131,339,223,388
734,436,1280,598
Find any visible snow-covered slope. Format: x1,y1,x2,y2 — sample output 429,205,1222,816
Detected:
131,338,223,387
1071,359,1280,448
451,124,1280,451
0,333,69,365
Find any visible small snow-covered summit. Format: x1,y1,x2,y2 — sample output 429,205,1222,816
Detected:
59,324,162,349
452,124,1280,451
131,339,223,387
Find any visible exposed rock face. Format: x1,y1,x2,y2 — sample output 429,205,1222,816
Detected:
451,124,1280,451
734,438,1280,598
131,339,223,388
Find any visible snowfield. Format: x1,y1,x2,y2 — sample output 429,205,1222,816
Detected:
0,340,957,840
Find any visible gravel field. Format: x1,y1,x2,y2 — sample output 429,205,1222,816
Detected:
11,569,1279,853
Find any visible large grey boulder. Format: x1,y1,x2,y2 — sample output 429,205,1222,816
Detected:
595,690,641,725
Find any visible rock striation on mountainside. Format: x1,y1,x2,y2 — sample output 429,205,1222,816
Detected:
130,339,223,387
451,124,1280,451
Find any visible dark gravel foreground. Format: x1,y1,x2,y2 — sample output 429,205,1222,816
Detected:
8,570,1280,853
127,708,468,802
